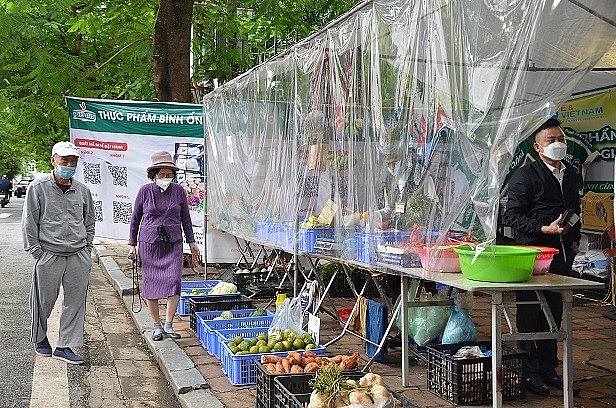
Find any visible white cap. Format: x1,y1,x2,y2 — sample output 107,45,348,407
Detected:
52,141,81,158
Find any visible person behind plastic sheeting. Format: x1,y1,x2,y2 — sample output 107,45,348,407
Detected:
22,141,95,365
128,151,201,341
503,118,581,397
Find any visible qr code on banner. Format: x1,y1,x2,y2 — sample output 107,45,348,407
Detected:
83,163,101,185
108,165,127,187
113,201,132,224
303,175,319,197
93,200,103,222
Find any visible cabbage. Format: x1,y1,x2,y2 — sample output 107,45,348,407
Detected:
249,308,267,317
209,282,237,295
219,311,234,319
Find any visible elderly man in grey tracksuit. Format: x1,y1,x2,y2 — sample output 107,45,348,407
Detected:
22,141,95,365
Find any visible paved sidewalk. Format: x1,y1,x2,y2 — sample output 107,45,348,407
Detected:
94,239,616,408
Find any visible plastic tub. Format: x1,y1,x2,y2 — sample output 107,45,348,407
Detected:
527,246,559,275
411,245,461,272
453,245,540,282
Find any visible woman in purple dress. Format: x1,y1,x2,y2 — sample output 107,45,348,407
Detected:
128,151,201,340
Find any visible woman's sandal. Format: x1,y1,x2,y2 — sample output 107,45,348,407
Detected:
163,326,181,339
152,327,164,341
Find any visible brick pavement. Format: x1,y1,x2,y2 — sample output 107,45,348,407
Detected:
100,240,616,408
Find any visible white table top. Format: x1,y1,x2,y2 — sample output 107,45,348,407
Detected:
378,263,605,292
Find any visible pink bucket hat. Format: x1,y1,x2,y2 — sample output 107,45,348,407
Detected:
147,151,179,172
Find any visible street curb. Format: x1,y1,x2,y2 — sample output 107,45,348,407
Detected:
95,249,223,408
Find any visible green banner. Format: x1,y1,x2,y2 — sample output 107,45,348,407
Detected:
558,89,616,192
66,97,204,137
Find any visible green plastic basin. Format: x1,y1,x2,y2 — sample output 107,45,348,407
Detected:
453,245,541,283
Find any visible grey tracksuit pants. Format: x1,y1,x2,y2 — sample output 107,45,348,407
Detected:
29,248,91,347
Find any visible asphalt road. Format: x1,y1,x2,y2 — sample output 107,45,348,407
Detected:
0,195,180,407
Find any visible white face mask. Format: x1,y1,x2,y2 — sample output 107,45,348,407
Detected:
540,141,567,161
155,178,173,191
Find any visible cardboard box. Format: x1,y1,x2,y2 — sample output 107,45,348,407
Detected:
581,192,614,231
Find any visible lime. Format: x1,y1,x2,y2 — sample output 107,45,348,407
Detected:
305,343,317,350
303,333,314,344
256,340,267,347
249,338,258,346
258,345,270,353
229,345,240,354
273,342,285,352
233,335,244,344
282,340,292,351
238,340,251,352
269,328,282,341
249,345,260,354
257,333,268,342
292,338,305,350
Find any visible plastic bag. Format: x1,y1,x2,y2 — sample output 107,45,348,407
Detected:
441,305,477,344
394,279,450,346
268,297,305,340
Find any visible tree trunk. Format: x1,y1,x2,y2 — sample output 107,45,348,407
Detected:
153,0,194,102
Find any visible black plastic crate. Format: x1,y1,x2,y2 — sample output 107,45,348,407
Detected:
575,273,611,301
233,269,271,288
256,359,366,408
273,372,363,408
255,361,315,408
273,371,413,408
426,341,525,405
188,295,252,332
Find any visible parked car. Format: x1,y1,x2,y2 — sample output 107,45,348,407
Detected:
13,179,32,198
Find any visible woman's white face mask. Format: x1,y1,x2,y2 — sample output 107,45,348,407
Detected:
156,178,173,191
540,141,567,161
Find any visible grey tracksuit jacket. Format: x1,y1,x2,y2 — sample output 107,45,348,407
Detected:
22,172,95,257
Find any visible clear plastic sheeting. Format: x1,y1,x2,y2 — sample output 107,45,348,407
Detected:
203,0,616,273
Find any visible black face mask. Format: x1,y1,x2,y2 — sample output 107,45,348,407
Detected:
157,225,170,247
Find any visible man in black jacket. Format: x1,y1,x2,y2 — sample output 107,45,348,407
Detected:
503,117,581,396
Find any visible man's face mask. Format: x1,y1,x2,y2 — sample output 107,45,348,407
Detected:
539,141,567,161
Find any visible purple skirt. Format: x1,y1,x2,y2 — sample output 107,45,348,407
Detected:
139,240,183,299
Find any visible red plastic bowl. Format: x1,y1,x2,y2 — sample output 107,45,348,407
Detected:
411,245,461,273
528,246,559,275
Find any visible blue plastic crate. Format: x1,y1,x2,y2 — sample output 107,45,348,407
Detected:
265,221,277,245
194,309,272,350
202,314,274,358
181,280,221,290
215,327,271,367
220,341,325,386
376,250,422,267
299,227,357,253
298,227,335,252
255,220,268,241
356,230,411,265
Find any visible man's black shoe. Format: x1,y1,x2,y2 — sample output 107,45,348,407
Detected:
35,337,52,357
526,376,550,396
542,371,563,389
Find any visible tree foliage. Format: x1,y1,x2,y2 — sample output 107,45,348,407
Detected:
192,0,357,84
0,0,356,177
0,0,155,175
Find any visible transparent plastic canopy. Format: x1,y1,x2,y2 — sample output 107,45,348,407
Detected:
203,0,616,271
